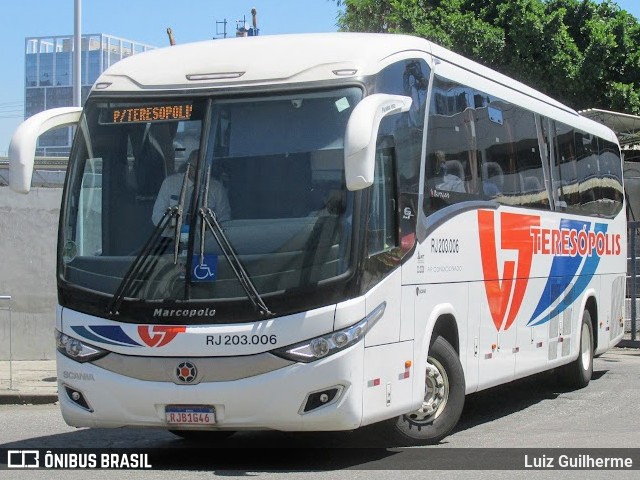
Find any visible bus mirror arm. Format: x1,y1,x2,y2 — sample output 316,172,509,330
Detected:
344,94,412,191
8,107,83,194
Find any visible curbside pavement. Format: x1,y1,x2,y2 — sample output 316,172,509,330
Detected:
0,360,58,405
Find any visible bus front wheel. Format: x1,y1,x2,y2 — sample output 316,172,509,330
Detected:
382,335,465,445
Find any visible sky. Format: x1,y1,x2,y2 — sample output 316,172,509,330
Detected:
0,0,344,154
1,0,639,154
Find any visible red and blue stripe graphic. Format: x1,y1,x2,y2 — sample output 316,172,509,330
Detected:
527,222,607,326
69,324,187,348
71,325,142,347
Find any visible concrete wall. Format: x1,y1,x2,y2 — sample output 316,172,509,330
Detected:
1,181,639,359
0,186,61,360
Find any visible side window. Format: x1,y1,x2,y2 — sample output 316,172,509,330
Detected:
475,100,548,209
574,130,600,215
376,59,428,130
424,77,549,215
367,145,397,256
375,58,430,254
510,107,547,208
376,58,429,197
553,122,579,212
76,156,103,257
553,125,597,216
551,123,622,218
424,76,476,215
597,138,623,217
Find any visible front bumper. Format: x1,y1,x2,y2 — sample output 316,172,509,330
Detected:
57,342,365,432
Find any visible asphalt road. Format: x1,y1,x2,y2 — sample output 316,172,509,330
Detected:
1,348,639,479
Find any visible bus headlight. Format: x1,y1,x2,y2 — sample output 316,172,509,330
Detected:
55,329,108,363
272,302,386,363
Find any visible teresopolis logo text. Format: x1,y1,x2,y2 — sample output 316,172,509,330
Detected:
478,210,622,332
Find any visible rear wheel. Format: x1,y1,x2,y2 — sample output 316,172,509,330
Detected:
381,335,465,445
559,309,594,389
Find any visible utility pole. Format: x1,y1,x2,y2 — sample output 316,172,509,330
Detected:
251,8,258,35
73,0,82,107
167,27,176,46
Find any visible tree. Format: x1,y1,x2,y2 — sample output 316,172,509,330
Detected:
335,0,640,114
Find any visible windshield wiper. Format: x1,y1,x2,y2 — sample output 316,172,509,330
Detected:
199,169,274,318
106,166,191,317
172,164,191,264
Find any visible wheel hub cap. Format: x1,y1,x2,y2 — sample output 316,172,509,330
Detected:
406,358,449,424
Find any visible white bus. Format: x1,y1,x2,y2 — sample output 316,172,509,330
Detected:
9,33,626,445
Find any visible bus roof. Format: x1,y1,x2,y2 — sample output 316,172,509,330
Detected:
92,32,615,142
94,33,429,92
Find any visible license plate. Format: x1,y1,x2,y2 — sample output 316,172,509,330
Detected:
165,405,216,425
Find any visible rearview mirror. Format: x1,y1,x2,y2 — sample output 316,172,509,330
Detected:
344,94,412,191
9,107,83,194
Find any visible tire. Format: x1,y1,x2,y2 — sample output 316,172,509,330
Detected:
379,335,465,445
169,430,235,443
559,309,594,389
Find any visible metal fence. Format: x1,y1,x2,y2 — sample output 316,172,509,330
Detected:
624,222,640,347
0,157,67,188
0,295,15,390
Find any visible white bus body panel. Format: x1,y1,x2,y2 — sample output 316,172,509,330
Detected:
404,205,625,393
363,268,402,347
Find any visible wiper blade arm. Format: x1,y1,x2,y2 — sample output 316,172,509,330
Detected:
173,163,191,264
199,206,274,318
199,166,211,267
106,208,173,317
107,170,191,317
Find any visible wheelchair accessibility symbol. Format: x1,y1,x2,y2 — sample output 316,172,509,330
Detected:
192,255,218,282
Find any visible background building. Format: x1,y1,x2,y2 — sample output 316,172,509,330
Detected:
25,34,155,156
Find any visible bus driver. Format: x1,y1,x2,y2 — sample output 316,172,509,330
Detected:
152,149,231,227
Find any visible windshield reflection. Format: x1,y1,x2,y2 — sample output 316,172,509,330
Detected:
61,88,361,307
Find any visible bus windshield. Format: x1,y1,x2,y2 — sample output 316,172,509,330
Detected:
60,87,361,313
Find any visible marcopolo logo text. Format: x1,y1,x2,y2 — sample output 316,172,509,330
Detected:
152,308,216,318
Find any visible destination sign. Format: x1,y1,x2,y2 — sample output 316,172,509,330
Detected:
103,103,193,124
